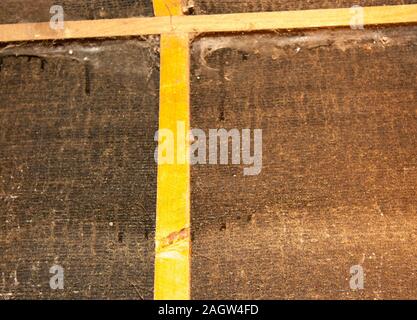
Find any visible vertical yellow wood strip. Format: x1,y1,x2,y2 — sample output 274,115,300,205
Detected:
153,0,184,16
153,0,190,300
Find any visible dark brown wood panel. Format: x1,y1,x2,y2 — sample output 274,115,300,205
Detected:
0,38,159,299
193,0,417,14
190,26,417,299
0,0,153,24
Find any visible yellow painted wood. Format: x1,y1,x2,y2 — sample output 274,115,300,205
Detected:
153,0,190,301
153,0,184,16
1,4,417,42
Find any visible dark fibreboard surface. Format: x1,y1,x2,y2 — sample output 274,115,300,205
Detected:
0,38,159,299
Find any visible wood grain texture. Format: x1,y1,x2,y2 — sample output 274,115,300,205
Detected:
193,0,417,14
154,32,191,301
2,4,417,42
0,0,154,24
0,38,159,299
153,0,191,300
190,26,417,299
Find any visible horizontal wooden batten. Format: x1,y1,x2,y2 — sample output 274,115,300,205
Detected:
1,4,417,42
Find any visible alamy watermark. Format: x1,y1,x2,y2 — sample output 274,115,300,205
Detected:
349,265,365,290
154,122,263,176
350,5,365,30
49,265,64,290
49,5,64,30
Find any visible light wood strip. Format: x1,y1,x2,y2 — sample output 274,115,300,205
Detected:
153,0,191,301
1,4,417,42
